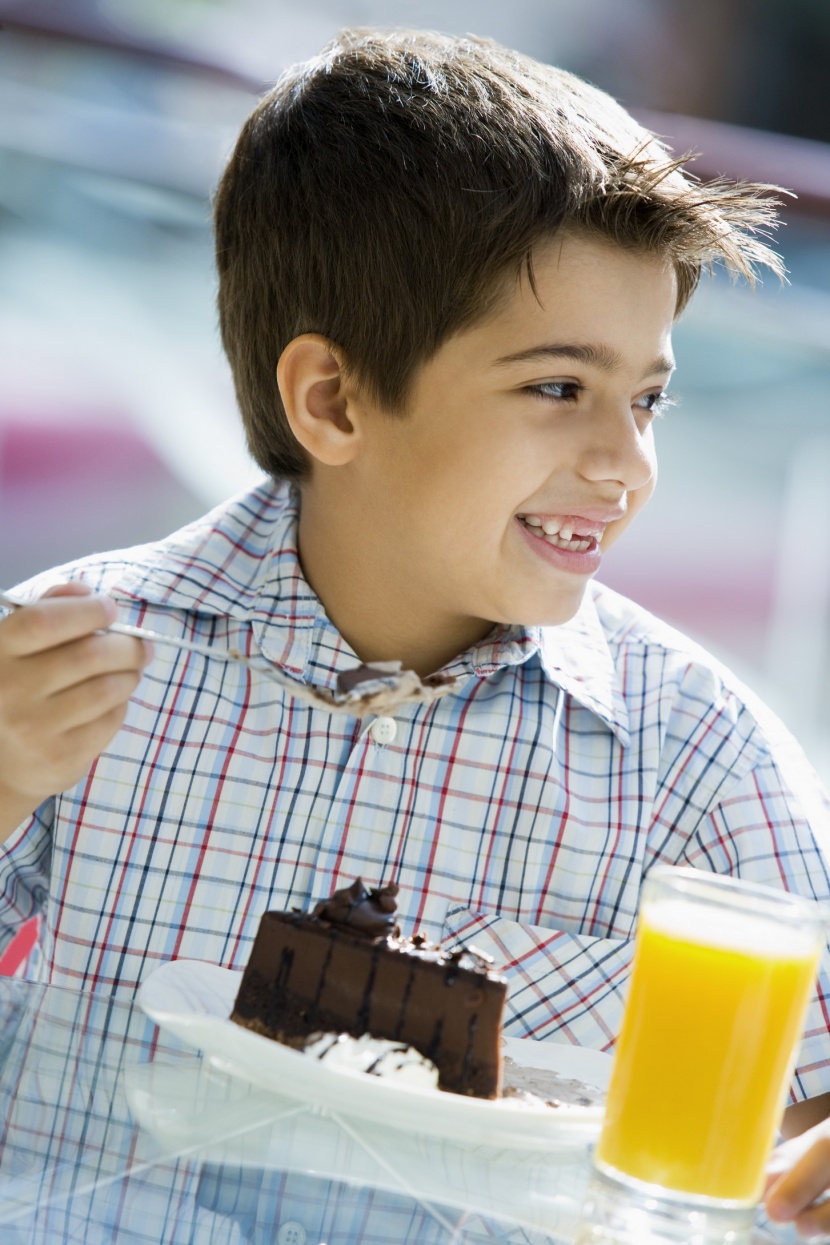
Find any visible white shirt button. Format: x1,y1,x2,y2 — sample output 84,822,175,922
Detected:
369,715,397,745
277,1223,307,1245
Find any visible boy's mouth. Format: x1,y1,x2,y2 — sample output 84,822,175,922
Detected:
516,513,605,553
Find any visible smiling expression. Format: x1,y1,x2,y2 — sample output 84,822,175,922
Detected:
299,231,679,670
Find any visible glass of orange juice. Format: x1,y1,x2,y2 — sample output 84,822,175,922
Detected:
584,865,826,1244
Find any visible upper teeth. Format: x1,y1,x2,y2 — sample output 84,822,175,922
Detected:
523,516,575,537
525,516,566,536
520,515,595,549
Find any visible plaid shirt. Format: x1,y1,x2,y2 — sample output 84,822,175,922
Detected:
0,978,589,1244
3,480,830,1102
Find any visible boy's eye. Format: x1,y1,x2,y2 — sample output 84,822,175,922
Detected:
636,390,677,419
527,382,677,418
526,381,582,402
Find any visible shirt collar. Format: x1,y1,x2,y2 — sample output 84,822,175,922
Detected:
114,479,326,679
534,597,631,746
113,479,629,743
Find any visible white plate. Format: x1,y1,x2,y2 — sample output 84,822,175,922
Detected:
125,1060,592,1241
137,959,610,1148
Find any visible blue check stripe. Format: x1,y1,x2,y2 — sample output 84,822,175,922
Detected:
2,479,830,1105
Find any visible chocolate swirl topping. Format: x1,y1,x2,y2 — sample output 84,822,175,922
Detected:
312,878,400,939
335,663,458,697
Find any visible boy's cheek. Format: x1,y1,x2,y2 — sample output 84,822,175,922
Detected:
601,503,647,552
602,473,658,551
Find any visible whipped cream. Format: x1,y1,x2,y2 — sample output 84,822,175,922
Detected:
303,1032,439,1089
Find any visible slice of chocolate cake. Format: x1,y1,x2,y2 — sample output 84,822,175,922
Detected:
231,879,507,1098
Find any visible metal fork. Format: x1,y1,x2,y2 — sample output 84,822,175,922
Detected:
0,591,458,716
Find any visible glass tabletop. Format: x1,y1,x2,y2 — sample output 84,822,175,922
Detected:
0,978,791,1244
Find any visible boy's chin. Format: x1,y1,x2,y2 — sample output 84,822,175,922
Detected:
509,591,588,630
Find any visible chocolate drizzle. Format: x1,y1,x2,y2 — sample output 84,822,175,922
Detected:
335,663,458,697
426,1016,444,1065
357,943,382,1030
232,877,508,1098
394,965,417,1041
462,1012,478,1088
308,932,337,1026
312,878,400,940
335,664,398,695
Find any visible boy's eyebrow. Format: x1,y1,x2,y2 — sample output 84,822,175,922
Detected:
492,342,676,377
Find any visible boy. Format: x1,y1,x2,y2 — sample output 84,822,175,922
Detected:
2,27,830,1148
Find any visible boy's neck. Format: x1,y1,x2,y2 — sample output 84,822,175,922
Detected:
294,488,494,679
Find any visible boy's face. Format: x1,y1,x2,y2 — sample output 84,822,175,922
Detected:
323,231,677,645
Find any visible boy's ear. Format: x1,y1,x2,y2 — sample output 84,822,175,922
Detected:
277,334,359,466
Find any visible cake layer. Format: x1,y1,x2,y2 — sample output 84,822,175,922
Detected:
231,909,506,1097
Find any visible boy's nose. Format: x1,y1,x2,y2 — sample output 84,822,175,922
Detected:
577,405,656,493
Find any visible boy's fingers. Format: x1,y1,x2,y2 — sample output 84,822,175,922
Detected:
0,592,117,658
795,1199,830,1237
39,582,94,600
766,1137,830,1222
17,631,151,701
38,669,143,734
61,703,133,769
0,634,149,709
27,702,132,798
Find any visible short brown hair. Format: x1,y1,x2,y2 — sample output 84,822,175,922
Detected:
214,28,784,481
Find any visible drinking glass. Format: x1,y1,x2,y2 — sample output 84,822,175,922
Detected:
581,865,826,1244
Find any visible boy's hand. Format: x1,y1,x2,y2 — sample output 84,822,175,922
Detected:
765,1119,830,1237
0,582,152,842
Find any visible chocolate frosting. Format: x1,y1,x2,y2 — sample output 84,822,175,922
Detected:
312,878,400,939
335,664,399,695
335,663,459,697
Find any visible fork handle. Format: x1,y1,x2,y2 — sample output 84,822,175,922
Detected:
0,592,262,675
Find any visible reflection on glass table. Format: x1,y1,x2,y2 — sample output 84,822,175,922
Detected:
0,978,786,1244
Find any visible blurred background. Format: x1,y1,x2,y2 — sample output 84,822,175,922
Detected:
1,0,829,783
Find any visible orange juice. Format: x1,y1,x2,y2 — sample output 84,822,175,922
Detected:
596,892,821,1202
